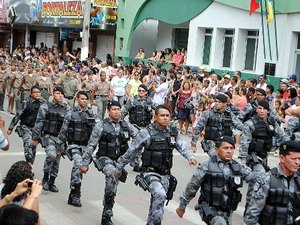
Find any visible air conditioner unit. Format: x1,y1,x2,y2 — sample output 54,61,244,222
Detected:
264,63,276,76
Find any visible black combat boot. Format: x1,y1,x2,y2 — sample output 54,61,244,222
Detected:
48,176,59,192
68,184,82,207
101,215,114,225
101,195,115,225
42,172,49,191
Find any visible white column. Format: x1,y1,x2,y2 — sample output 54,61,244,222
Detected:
81,0,91,61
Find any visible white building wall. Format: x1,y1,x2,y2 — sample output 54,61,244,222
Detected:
130,20,158,59
187,1,300,77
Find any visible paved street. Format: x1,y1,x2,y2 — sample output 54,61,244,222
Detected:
0,111,278,225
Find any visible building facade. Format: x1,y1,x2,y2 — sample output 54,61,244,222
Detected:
115,0,300,79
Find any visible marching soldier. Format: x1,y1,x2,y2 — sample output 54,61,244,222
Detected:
19,64,37,102
121,84,154,172
177,136,255,225
36,66,53,101
115,105,197,225
32,87,68,193
55,66,80,108
11,63,25,112
7,85,45,164
80,101,138,225
57,91,96,207
243,140,300,225
0,63,8,111
191,94,243,156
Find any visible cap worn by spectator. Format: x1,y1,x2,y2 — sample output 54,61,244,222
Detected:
279,141,300,154
204,67,212,73
217,136,235,148
53,86,64,96
224,74,231,79
139,84,148,92
257,100,270,111
215,94,227,103
281,78,289,85
288,74,297,81
256,88,266,96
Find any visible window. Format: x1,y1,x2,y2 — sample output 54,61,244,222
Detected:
203,28,213,65
174,28,188,50
121,18,125,29
245,30,259,71
222,29,234,68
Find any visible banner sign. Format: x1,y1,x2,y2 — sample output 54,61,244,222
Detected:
90,0,117,30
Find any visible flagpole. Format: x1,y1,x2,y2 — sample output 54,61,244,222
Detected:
264,0,272,61
260,0,266,59
272,0,279,60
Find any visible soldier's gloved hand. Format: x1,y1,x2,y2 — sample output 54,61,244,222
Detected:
188,158,197,166
176,207,185,218
80,166,89,174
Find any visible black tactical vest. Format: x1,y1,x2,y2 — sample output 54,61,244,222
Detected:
205,109,233,141
67,108,95,146
259,168,300,225
97,118,130,160
129,97,152,127
20,98,44,128
42,102,67,136
198,156,243,213
248,116,275,158
141,124,178,175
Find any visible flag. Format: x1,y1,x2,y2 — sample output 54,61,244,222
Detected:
250,0,260,15
266,0,274,23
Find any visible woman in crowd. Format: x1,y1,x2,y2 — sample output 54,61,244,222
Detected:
177,81,192,134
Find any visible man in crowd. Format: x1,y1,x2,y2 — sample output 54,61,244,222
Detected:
7,85,45,163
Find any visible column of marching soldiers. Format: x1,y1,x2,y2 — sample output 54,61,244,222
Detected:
2,61,300,225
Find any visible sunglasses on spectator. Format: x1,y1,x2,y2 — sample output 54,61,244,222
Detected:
138,89,147,92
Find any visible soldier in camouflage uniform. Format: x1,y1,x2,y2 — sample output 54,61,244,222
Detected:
80,101,138,225
35,66,53,101
32,87,68,193
57,91,96,207
115,105,197,225
239,88,283,123
177,136,255,225
239,100,290,213
19,64,37,102
7,85,45,164
191,94,243,156
243,140,300,225
4,63,17,114
121,84,154,172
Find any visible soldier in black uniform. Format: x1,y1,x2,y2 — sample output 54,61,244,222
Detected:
121,84,154,171
80,101,138,225
57,91,96,207
7,85,45,164
32,87,68,193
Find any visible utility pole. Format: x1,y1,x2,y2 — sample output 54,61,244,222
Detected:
81,0,91,61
